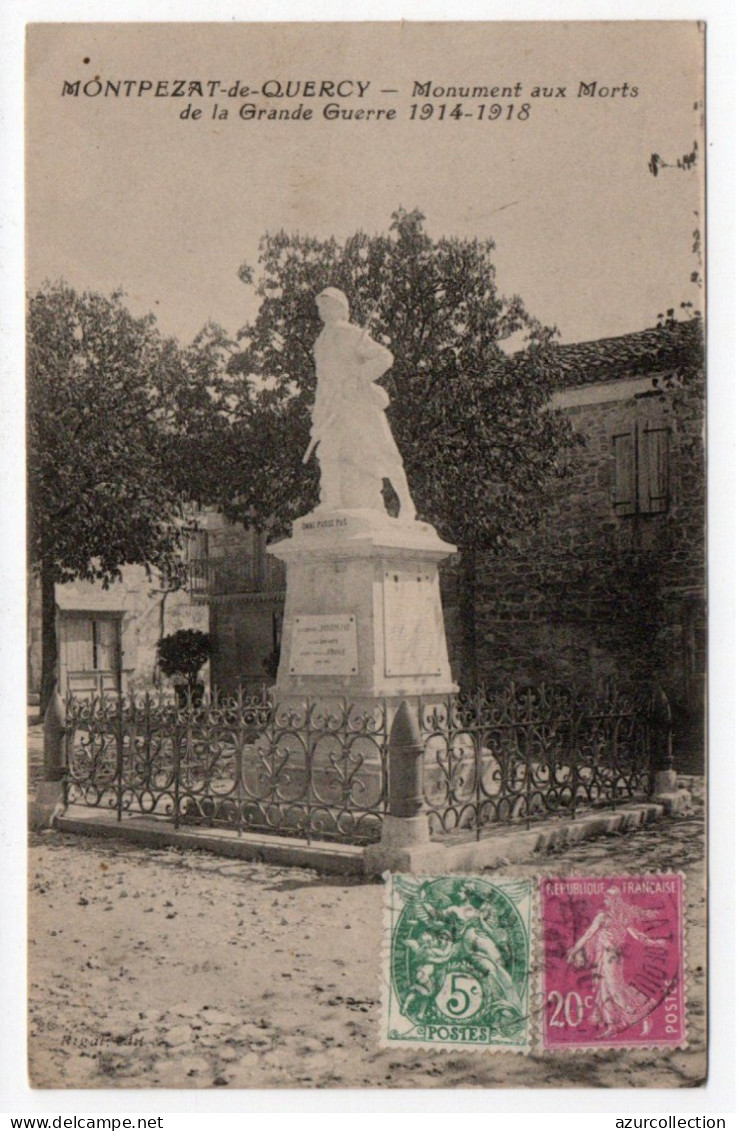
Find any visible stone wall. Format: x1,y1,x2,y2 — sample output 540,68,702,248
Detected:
195,514,283,696
441,377,706,770
209,597,283,697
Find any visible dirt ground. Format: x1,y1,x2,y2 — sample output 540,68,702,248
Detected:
27,782,706,1092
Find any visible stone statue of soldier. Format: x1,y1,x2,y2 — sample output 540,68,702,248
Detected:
304,287,417,520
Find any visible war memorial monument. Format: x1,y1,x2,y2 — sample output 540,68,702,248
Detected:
268,286,457,705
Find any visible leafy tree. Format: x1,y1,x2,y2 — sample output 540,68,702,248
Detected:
219,209,577,686
27,282,223,712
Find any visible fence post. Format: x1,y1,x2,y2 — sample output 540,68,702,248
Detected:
388,700,426,816
172,703,182,830
647,684,692,816
377,699,430,849
30,682,67,829
43,683,66,782
648,684,674,795
115,693,124,823
650,683,694,817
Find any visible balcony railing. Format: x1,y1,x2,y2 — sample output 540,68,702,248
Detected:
187,553,286,599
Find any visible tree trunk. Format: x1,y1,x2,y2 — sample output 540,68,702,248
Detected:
458,545,478,693
39,558,58,717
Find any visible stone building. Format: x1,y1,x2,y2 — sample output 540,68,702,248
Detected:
441,318,706,770
27,537,210,701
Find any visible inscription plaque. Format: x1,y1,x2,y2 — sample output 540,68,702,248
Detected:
383,569,442,677
289,614,358,676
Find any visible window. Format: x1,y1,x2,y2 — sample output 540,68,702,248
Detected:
185,527,209,562
183,527,210,596
158,527,209,592
60,614,122,697
613,422,670,516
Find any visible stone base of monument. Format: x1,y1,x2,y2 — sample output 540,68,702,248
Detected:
267,508,458,702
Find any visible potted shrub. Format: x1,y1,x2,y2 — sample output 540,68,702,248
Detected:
156,629,212,708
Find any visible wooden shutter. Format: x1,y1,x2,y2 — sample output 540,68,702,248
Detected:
613,431,637,515
64,617,94,672
639,425,670,514
94,617,120,673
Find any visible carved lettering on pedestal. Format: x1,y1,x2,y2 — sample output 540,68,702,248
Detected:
289,614,358,676
300,517,349,531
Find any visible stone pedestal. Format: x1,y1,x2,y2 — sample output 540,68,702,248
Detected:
267,508,457,702
29,780,65,831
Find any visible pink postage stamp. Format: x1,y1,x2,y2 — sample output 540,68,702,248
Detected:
540,875,686,1050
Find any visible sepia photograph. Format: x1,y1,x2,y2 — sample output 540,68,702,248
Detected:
18,17,718,1100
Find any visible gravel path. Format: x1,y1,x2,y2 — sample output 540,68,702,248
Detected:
28,796,705,1090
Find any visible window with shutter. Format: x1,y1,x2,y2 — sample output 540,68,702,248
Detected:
612,422,670,517
61,614,122,697
95,617,120,672
639,425,670,514
613,431,637,515
64,616,94,673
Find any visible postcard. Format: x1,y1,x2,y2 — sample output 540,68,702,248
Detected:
25,21,706,1091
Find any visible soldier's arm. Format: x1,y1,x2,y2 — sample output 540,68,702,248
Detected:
356,332,393,382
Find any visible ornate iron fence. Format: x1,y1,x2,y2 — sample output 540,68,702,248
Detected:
64,691,388,845
62,681,657,846
420,683,654,839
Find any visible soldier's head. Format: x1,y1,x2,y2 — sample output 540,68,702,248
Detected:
316,287,350,324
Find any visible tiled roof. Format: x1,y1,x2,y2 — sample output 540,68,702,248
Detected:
544,319,703,389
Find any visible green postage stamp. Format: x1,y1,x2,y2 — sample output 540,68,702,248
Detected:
382,875,534,1052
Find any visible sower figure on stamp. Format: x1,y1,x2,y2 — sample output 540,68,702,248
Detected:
566,886,667,1037
304,287,417,519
